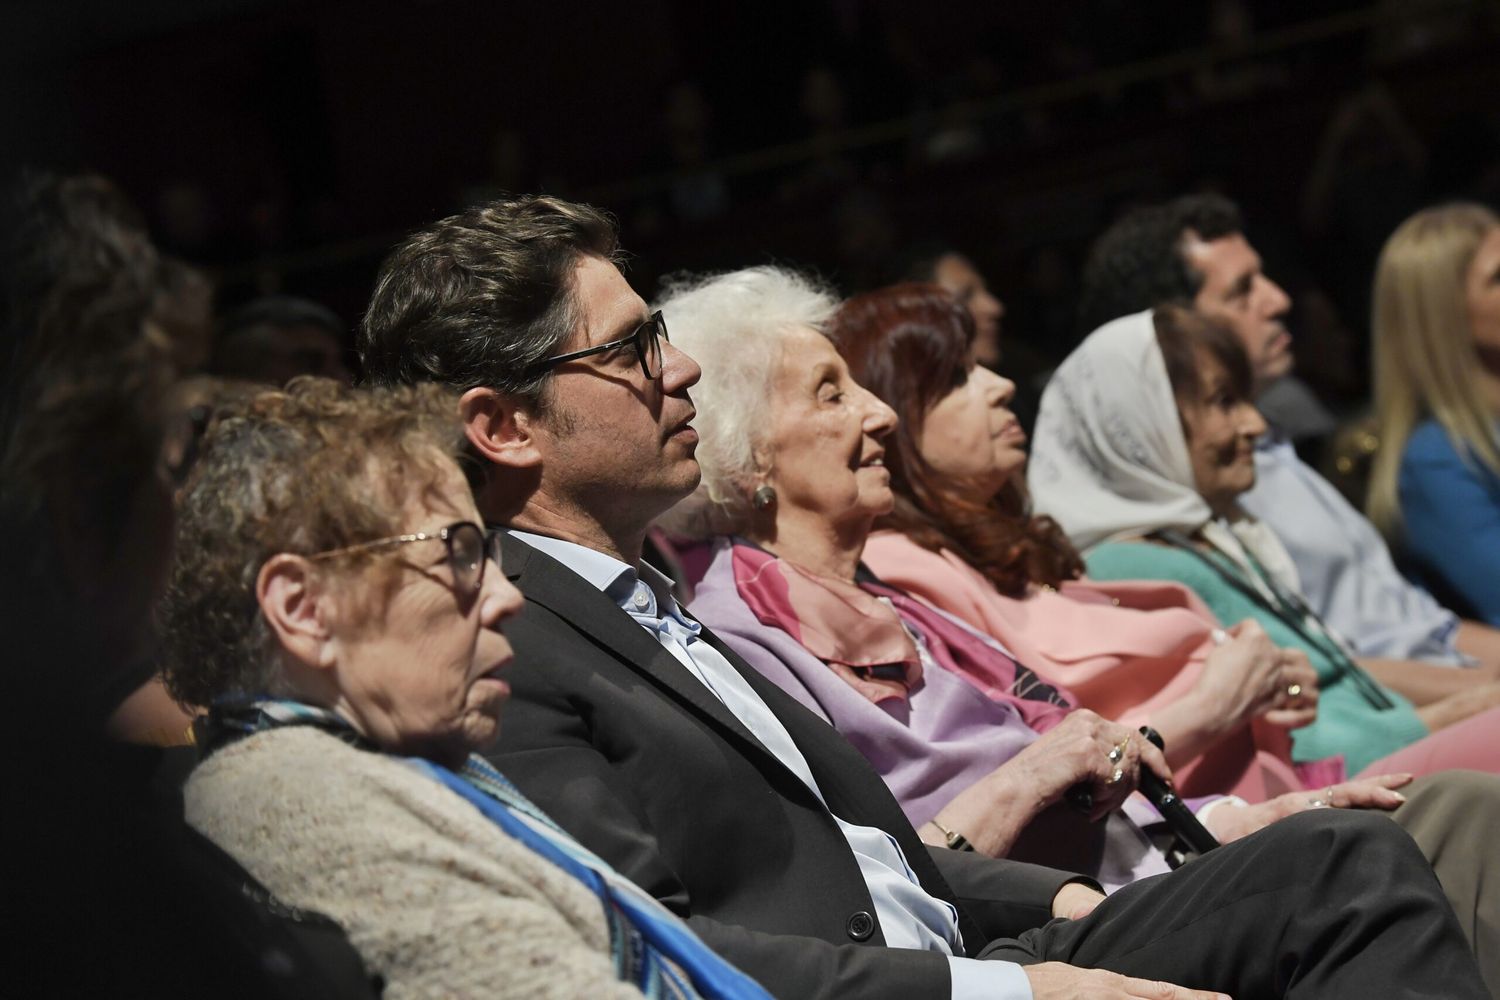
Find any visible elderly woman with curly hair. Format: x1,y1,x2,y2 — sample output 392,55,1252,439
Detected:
161,377,770,1000
657,266,1416,891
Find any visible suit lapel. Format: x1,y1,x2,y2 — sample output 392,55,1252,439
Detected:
501,534,783,768
690,616,976,935
500,533,976,941
690,616,920,824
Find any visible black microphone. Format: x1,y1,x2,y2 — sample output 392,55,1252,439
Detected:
1136,726,1221,862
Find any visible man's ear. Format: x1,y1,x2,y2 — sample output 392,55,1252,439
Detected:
460,386,543,471
257,554,334,671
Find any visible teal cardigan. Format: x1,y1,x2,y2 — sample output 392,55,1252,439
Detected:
1087,541,1427,775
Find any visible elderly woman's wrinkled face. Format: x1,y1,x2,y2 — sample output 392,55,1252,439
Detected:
763,326,898,533
324,459,523,766
917,362,1027,498
1179,348,1266,515
1466,227,1500,354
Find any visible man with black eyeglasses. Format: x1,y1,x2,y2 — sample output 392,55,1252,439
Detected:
358,194,1487,1000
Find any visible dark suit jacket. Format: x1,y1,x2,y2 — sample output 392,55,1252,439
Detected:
487,533,1085,999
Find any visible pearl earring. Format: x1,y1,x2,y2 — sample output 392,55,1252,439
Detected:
752,485,778,511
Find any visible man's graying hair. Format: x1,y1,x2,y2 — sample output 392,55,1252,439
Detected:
358,195,621,402
1076,193,1244,336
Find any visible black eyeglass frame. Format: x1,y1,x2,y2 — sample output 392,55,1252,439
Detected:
527,310,668,381
307,520,488,595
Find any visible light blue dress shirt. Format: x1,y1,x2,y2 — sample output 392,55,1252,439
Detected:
1238,432,1466,664
507,530,1035,1000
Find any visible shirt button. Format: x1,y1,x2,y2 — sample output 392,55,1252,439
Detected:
633,590,650,610
845,910,875,942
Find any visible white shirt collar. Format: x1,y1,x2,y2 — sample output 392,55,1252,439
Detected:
505,528,677,609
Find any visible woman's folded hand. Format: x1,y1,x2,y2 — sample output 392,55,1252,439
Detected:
1201,772,1414,843
1260,649,1319,730
1194,620,1319,731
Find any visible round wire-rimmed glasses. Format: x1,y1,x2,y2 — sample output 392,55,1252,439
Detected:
528,310,668,381
308,521,487,594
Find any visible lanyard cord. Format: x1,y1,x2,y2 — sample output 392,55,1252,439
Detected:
1151,529,1396,710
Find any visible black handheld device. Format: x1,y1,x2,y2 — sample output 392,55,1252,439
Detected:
1135,726,1221,863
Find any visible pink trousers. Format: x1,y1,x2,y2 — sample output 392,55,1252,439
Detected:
1358,705,1500,778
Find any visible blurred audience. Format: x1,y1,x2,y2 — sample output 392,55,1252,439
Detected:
2,170,376,998
211,294,352,386
1,171,195,741
899,248,1005,366
662,82,730,224
1301,84,1428,335
896,244,1055,432
153,256,217,374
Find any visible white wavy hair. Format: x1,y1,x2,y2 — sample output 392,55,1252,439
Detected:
653,265,841,539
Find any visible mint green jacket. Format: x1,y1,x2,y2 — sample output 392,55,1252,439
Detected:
1087,541,1427,775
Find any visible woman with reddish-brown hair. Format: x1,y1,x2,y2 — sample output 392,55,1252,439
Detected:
829,283,1326,802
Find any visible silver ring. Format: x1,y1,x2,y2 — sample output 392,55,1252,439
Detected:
1285,683,1303,698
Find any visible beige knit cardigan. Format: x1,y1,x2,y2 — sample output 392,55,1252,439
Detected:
186,726,648,1000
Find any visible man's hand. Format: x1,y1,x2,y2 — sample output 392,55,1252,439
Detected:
1023,963,1230,999
1051,882,1106,920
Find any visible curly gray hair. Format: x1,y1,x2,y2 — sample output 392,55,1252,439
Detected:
158,377,466,707
653,266,840,539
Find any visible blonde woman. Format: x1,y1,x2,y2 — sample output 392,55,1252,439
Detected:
1369,204,1500,624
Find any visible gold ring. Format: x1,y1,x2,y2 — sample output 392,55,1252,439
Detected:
1107,766,1125,785
1107,739,1128,763
1285,683,1303,698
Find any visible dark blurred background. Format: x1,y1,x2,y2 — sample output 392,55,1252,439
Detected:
5,0,1498,413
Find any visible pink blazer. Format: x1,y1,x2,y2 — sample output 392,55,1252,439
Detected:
863,531,1321,801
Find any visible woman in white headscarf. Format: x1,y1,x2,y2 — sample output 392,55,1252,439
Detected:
1029,306,1500,778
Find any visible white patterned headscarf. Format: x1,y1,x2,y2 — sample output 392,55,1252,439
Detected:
1028,310,1210,550
1027,309,1302,591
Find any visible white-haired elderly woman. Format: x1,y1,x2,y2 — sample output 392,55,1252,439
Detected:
159,378,770,1000
655,266,1411,890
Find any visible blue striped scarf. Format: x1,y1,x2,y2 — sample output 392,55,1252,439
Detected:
208,699,771,1000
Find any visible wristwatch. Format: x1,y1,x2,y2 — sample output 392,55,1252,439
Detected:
928,818,974,852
